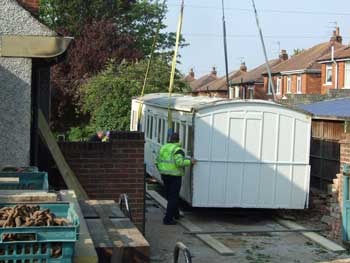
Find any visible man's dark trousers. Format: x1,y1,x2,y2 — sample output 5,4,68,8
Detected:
161,174,182,223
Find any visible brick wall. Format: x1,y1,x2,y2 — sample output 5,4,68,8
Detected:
309,133,350,242
59,132,146,232
306,74,322,94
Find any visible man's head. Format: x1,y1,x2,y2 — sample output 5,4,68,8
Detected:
169,133,180,143
97,130,104,139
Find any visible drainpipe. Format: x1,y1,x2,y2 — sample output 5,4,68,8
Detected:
331,45,339,89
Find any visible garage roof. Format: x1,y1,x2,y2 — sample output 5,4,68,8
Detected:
297,98,350,120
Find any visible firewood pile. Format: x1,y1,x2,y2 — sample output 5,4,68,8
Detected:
0,204,71,228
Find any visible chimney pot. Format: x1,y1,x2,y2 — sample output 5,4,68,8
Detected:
279,49,289,61
189,68,195,78
240,62,247,72
330,26,342,44
211,67,217,77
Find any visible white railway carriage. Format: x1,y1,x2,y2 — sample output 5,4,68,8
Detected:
131,93,312,209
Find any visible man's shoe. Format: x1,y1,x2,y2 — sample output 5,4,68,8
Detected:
163,220,177,225
174,214,184,220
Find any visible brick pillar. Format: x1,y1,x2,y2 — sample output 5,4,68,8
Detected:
329,133,350,240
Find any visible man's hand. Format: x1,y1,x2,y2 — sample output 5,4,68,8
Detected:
191,158,197,165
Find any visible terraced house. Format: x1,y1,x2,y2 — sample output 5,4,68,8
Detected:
318,44,350,93
230,50,288,99
262,28,344,99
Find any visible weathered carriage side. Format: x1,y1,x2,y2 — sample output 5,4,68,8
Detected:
131,93,312,209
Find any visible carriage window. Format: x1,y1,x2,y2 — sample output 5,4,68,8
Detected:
150,116,154,140
163,119,167,144
181,123,186,147
187,125,193,156
157,118,162,143
146,115,150,138
175,122,180,134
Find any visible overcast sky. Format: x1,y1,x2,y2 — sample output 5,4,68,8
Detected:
164,0,350,78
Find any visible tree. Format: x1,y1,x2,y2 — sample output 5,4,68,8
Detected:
39,0,185,131
39,0,177,52
51,19,142,131
82,57,189,131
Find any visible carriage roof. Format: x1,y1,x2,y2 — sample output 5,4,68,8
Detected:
134,93,310,115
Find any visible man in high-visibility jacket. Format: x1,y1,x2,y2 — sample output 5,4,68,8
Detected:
156,133,196,225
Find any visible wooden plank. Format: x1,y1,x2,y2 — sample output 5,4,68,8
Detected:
147,189,234,255
180,218,235,256
60,190,98,263
38,110,88,200
89,203,150,263
146,189,184,216
86,218,150,263
276,218,346,252
79,200,126,219
0,192,57,202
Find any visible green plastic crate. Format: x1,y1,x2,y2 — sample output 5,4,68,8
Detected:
0,202,80,263
0,172,48,192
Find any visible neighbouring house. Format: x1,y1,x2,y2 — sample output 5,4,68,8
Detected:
318,44,350,93
230,50,289,99
190,67,218,94
192,63,248,98
262,28,344,99
0,0,72,167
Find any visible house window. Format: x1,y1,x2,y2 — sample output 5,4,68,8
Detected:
345,62,350,88
248,85,254,99
276,78,281,95
287,76,292,93
325,64,332,85
297,75,302,94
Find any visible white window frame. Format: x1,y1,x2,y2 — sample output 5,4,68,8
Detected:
276,77,282,95
297,75,302,94
248,85,254,99
325,63,333,85
345,61,350,89
267,78,272,95
287,76,292,94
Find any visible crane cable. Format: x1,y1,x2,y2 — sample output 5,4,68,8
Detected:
167,0,185,138
137,0,167,130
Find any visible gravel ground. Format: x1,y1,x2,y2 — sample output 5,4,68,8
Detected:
145,196,350,263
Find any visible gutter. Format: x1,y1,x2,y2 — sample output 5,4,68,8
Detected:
0,35,73,58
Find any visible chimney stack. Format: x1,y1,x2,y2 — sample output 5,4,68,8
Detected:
330,26,342,44
211,66,217,77
279,49,289,61
240,62,247,72
17,0,39,14
189,68,195,78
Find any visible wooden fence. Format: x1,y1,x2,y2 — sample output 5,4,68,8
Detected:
310,120,344,191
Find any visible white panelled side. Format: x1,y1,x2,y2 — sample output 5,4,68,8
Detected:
193,102,311,209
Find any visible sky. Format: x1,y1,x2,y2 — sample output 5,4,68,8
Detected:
164,0,350,78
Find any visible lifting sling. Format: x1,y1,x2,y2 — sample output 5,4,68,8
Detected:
167,0,185,138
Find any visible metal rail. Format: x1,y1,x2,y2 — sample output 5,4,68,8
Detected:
184,228,323,235
174,242,192,263
119,193,133,221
